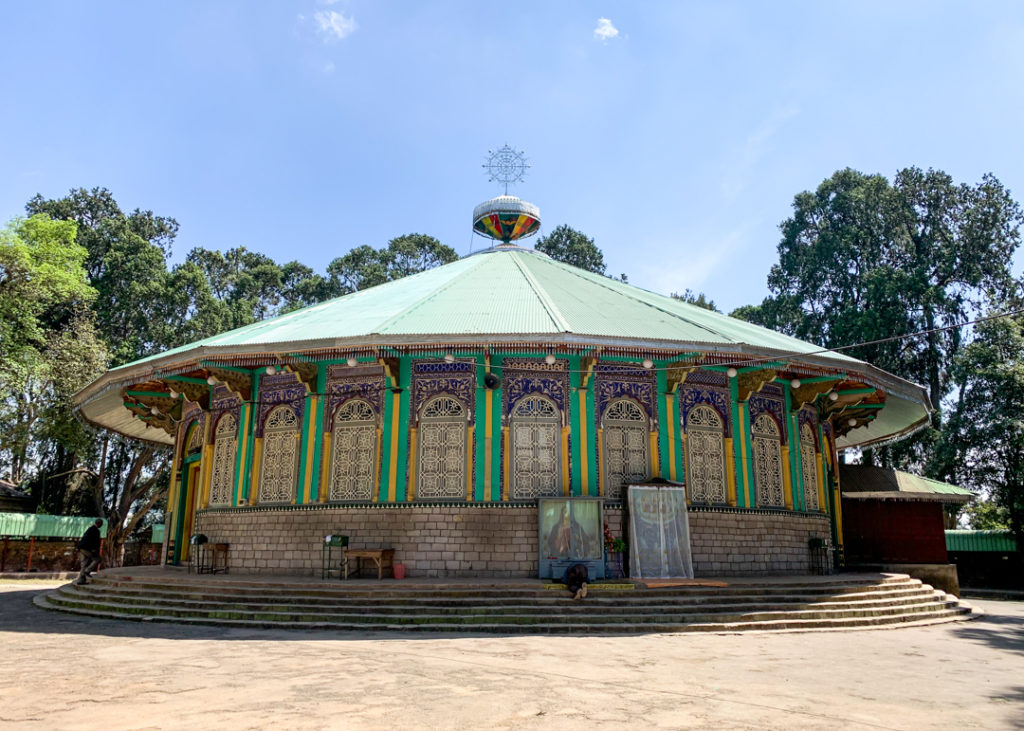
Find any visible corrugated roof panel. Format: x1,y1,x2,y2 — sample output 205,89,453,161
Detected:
945,530,1018,552
0,514,108,539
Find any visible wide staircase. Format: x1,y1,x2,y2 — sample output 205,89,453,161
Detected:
35,572,976,633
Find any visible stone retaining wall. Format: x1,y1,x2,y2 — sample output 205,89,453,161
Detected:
194,505,830,577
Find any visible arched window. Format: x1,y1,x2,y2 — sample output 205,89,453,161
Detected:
258,406,299,504
511,395,561,500
417,396,467,500
685,405,727,504
602,398,648,500
329,399,377,501
800,423,820,511
752,413,784,507
209,414,237,505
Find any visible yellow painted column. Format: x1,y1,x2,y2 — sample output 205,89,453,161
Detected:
665,394,677,481
577,390,589,496
319,431,333,502
596,428,604,496
724,437,737,506
484,390,494,499
302,396,319,504
781,446,794,510
649,432,659,478
465,426,475,501
561,426,571,496
250,438,263,504
198,416,214,507
386,391,401,503
501,428,510,500
816,452,826,511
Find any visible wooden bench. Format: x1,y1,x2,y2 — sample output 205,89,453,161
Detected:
343,548,394,580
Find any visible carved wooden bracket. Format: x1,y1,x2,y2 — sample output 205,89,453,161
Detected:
122,389,178,436
284,361,318,392
789,380,842,411
158,379,209,408
579,357,597,390
378,357,401,389
205,367,252,401
736,369,777,402
665,362,696,394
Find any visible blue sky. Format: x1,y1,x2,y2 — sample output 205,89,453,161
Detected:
2,1,1023,313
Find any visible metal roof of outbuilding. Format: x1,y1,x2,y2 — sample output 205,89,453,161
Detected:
839,465,975,503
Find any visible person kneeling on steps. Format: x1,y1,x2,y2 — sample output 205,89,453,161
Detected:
564,562,588,600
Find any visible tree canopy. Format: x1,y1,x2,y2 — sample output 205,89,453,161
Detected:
535,224,606,274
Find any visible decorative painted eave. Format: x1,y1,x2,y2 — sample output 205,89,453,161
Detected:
74,247,932,449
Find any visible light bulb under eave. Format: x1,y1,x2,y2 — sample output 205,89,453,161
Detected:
726,367,738,378
829,391,839,401
265,365,276,375
790,378,801,388
848,418,858,427
168,388,177,399
642,358,654,370
544,353,556,365
444,353,455,364
150,406,160,416
206,375,217,385
346,356,358,367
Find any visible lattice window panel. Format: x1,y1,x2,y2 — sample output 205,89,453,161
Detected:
418,396,466,500
187,422,204,452
209,414,237,505
603,398,648,500
800,423,820,511
685,405,727,504
752,413,784,507
259,406,299,504
329,399,377,501
511,396,561,500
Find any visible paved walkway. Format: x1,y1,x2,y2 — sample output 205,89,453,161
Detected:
2,579,1022,730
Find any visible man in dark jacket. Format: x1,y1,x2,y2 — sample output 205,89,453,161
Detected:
76,519,103,585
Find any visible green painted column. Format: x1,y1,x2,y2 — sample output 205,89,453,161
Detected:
742,404,756,507
783,387,803,512
232,401,250,505
729,376,747,508
490,355,503,501
671,387,684,483
394,356,412,502
584,376,598,497
241,373,260,502
568,355,582,496
309,363,327,503
297,390,313,505
474,353,487,502
655,367,671,479
378,378,394,503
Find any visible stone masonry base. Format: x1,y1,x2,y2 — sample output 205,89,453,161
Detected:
192,506,831,578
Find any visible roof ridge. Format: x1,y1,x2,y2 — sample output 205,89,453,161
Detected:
532,256,729,341
510,253,571,332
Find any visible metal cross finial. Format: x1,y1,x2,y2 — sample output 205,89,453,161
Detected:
482,144,530,194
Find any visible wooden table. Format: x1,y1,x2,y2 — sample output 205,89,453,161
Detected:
343,548,394,580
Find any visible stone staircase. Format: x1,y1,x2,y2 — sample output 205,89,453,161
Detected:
35,573,977,634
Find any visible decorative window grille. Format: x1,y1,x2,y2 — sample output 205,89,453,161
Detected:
603,398,648,500
800,423,820,511
209,414,237,505
511,395,561,500
258,406,299,503
684,405,727,504
752,413,784,507
187,422,204,453
417,396,466,500
329,399,377,501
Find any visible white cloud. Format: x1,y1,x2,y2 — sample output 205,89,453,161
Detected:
315,10,356,40
323,61,336,73
594,18,619,42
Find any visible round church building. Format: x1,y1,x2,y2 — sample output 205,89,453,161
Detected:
75,205,930,579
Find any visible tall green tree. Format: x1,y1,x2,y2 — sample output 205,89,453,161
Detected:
739,167,1023,473
0,215,105,486
945,311,1024,549
535,225,606,274
672,289,720,312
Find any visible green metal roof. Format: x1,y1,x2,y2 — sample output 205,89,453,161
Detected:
839,465,975,503
0,514,107,539
150,524,165,544
75,245,931,449
945,530,1018,553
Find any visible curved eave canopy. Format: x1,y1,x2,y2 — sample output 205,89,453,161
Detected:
75,247,931,449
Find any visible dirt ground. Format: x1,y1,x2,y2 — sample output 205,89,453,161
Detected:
1,581,1022,730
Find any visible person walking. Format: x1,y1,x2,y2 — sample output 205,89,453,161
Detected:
76,518,103,585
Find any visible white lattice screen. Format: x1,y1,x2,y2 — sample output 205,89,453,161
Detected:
752,413,784,507
603,399,648,500
258,406,299,504
800,423,820,511
329,399,377,501
417,396,466,500
685,405,726,504
511,395,561,499
209,414,237,505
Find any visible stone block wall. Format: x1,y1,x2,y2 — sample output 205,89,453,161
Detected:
689,509,831,575
195,504,830,578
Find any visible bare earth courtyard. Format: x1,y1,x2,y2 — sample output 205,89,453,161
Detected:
1,581,1022,730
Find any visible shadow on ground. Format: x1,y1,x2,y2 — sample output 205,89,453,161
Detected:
952,604,1024,656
